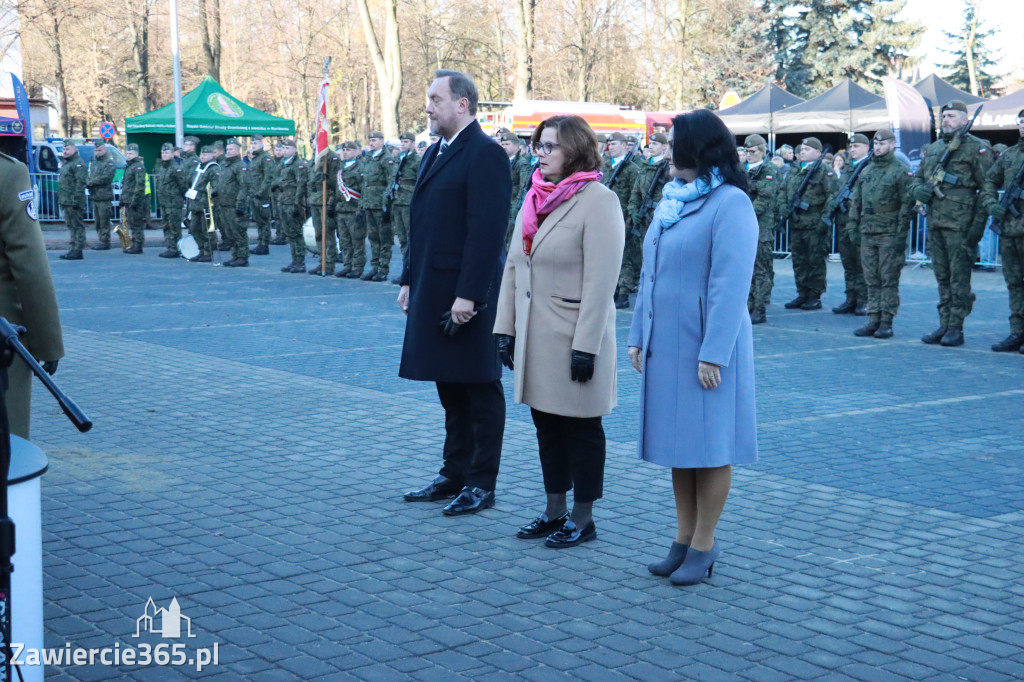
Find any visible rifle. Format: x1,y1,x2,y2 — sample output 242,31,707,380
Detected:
775,144,833,233
604,137,641,190
823,153,872,227
914,104,984,215
991,157,1024,236
384,151,410,214
634,160,669,236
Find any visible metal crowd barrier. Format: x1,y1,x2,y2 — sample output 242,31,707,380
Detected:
29,172,162,224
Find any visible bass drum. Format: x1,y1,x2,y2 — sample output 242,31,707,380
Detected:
303,216,342,256
178,234,200,260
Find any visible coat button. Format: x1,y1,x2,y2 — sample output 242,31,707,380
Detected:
647,349,652,358
526,291,531,299
649,311,653,319
652,237,658,244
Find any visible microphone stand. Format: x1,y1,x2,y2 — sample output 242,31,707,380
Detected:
0,317,91,681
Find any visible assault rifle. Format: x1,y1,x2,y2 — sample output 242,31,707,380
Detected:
634,160,669,237
991,157,1024,236
914,104,984,215
384,151,411,214
604,137,641,190
775,144,833,233
823,153,872,227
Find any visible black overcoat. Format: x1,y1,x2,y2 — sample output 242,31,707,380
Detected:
399,120,512,382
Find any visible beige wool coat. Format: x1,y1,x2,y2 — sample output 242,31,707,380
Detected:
494,181,624,417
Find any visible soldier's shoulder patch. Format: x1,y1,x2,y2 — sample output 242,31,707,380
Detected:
827,172,835,177
979,148,987,154
766,175,773,180
75,163,83,167
26,200,37,221
18,190,33,202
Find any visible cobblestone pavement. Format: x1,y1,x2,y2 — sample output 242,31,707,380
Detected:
25,242,1024,681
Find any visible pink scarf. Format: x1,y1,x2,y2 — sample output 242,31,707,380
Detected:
521,168,603,255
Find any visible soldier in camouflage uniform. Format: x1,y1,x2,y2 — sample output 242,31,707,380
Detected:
388,132,420,283
306,146,341,275
742,134,780,324
982,108,1024,353
184,146,221,262
155,142,186,258
828,133,870,315
273,139,308,273
847,129,914,339
120,143,148,254
602,132,639,304
85,139,116,250
779,137,836,310
57,140,88,260
180,136,200,177
910,100,994,346
269,142,288,245
214,139,249,267
247,134,274,254
360,130,394,281
620,132,671,309
507,147,537,249
496,128,528,246
334,141,366,278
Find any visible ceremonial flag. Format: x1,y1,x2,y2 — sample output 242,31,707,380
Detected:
11,74,35,173
314,75,330,165
882,76,931,169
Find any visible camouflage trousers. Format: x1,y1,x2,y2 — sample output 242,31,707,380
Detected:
391,205,411,253
748,240,775,311
861,232,906,320
617,229,644,294
310,205,339,269
217,206,249,259
836,225,866,302
789,227,829,299
279,203,305,262
63,204,86,250
93,200,112,245
365,209,393,276
124,203,147,248
927,227,975,328
188,209,217,256
337,210,366,273
1000,235,1024,335
161,204,183,251
251,197,272,247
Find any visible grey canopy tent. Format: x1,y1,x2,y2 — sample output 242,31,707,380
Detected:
772,80,885,134
972,88,1024,131
912,74,985,109
716,83,805,137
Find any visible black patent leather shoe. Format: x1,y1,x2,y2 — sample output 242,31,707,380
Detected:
442,486,495,516
545,520,596,548
404,475,462,502
516,512,569,539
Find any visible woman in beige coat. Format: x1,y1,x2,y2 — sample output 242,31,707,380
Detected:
493,115,624,548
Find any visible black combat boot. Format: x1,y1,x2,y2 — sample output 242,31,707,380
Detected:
922,326,947,344
749,308,767,325
854,317,880,337
59,250,83,260
991,333,1024,352
250,244,270,255
281,261,305,273
940,326,964,347
784,295,807,309
800,298,822,310
853,303,868,316
158,249,178,258
270,235,287,245
873,319,894,339
614,291,630,309
832,297,857,314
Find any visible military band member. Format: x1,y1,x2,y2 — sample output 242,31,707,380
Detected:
910,100,994,347
829,133,870,315
273,139,308,272
215,139,250,267
334,141,366,278
619,132,671,309
57,139,87,260
155,142,185,258
307,146,341,275
247,134,274,254
360,130,394,281
120,143,148,254
743,134,780,324
86,139,116,251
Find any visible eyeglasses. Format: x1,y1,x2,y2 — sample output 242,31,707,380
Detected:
532,142,561,156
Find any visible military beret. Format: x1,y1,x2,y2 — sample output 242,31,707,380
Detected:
743,134,767,148
608,132,628,142
161,142,174,152
849,133,870,146
941,99,968,114
250,133,264,141
369,130,384,139
94,139,107,148
280,138,296,147
200,145,213,154
873,129,896,142
651,132,669,144
596,134,608,143
126,143,139,152
226,138,240,147
1018,108,1024,119
993,143,1008,154
801,137,822,152
341,141,360,150
399,132,416,142
416,141,428,148
212,140,224,150
779,144,793,153
184,136,200,145
63,138,76,147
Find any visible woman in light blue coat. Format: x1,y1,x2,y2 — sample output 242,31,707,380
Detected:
627,110,759,586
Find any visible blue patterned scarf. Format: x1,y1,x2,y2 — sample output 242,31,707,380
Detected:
652,168,724,231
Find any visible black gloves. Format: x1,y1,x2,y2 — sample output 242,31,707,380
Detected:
42,360,58,376
496,335,515,370
570,350,595,383
327,205,336,217
439,311,460,336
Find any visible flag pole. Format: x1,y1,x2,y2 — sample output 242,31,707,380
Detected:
319,57,332,276
169,0,184,147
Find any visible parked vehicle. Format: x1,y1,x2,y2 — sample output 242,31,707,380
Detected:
31,139,127,220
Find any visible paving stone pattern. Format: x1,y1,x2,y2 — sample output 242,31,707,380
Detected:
26,244,1024,680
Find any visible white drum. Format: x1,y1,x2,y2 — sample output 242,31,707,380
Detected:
303,216,341,256
178,234,200,260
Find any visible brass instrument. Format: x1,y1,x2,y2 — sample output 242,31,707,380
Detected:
114,212,131,249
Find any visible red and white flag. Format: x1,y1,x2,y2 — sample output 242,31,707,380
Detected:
314,76,330,165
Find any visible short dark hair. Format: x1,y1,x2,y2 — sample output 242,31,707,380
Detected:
531,115,603,177
670,110,748,192
434,69,479,116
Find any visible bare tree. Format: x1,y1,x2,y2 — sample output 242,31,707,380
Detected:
514,0,535,99
127,0,157,111
198,0,221,81
355,0,402,135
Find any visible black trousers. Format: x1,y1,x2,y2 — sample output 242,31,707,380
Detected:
436,380,505,491
530,409,606,503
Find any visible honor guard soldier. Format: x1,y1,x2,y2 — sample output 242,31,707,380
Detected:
507,137,537,249
273,139,308,273
180,136,200,175
496,128,527,246
828,133,871,315
910,99,993,347
120,143,148,253
214,138,250,267
269,141,289,245
184,145,221,261
57,139,88,260
334,141,367,278
86,139,117,251
306,145,341,275
602,132,639,304
779,137,835,310
359,130,394,281
848,129,914,339
247,134,274,254
982,108,1024,353
742,134,780,324
388,132,420,282
155,142,186,258
620,132,672,309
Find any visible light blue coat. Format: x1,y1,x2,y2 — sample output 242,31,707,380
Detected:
628,183,759,468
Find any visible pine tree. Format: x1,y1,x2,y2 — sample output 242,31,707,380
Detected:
942,0,1000,97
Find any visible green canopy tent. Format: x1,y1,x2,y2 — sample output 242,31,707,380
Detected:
124,76,295,171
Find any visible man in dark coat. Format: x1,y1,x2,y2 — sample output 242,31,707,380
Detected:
398,70,512,516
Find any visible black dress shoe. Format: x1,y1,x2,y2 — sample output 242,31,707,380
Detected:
799,298,822,310
516,512,569,539
442,486,495,516
784,295,807,309
404,475,462,502
544,520,597,548
250,245,270,255
992,333,1024,352
832,298,856,314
